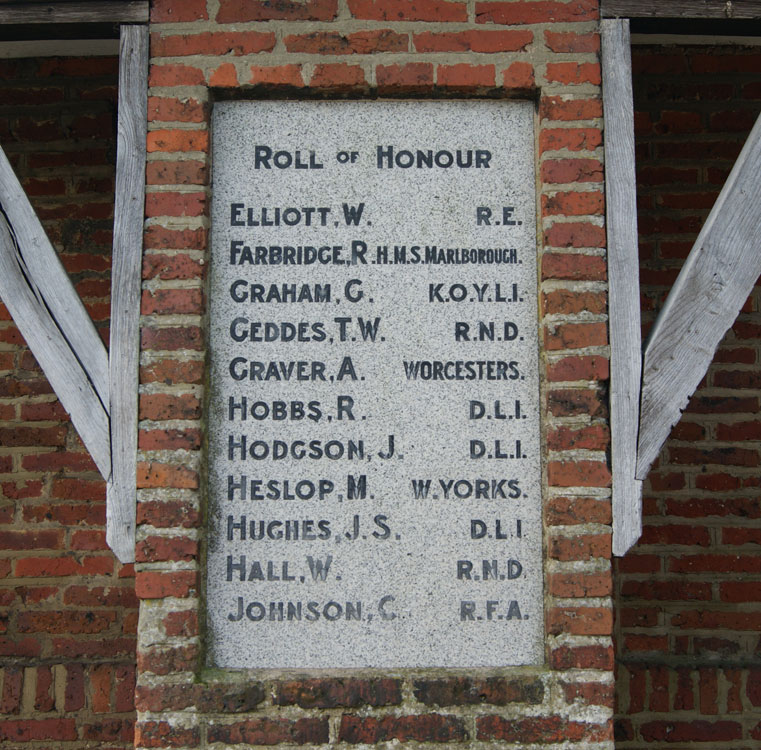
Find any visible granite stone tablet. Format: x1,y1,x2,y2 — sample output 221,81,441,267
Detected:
207,100,542,668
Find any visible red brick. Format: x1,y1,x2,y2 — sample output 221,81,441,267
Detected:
545,322,607,350
152,0,208,21
640,720,741,743
135,570,198,599
81,718,133,743
561,681,614,707
475,0,598,24
146,160,208,186
24,502,105,527
415,29,531,52
147,96,206,123
1,667,22,713
285,29,407,54
0,530,63,550
63,586,138,608
412,677,543,706
548,388,606,417
621,580,712,601
541,95,602,121
720,582,761,602
551,644,614,670
136,461,199,490
52,638,134,659
695,472,742,491
141,326,203,351
550,571,612,597
548,460,611,488
542,158,603,183
163,610,199,637
502,61,534,89
217,0,337,21
549,606,613,635
617,554,660,574
208,717,329,745
65,664,85,711
547,355,609,381
17,611,116,635
0,637,41,658
145,191,206,218
439,64,496,89
540,127,602,153
546,496,611,525
542,253,606,280
548,424,608,450
140,359,204,385
546,222,606,249
144,226,207,252
209,63,238,87
543,190,603,216
620,606,659,627
0,425,66,447
135,721,200,748
139,393,200,420
667,497,761,520
250,64,304,86
143,251,206,279
152,31,275,57
692,52,761,73
544,30,599,52
137,644,198,675
34,667,54,712
670,445,758,467
477,715,609,743
339,714,466,743
275,678,402,707
640,524,711,547
348,0,467,21
550,533,611,561
135,535,198,563
137,499,200,528
139,427,202,451
14,555,113,578
148,64,205,87
723,527,761,545
147,130,208,154
543,289,606,315
142,288,204,315
310,63,367,88
0,719,77,742
377,63,434,92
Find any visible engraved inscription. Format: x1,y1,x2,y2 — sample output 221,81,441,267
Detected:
207,101,541,668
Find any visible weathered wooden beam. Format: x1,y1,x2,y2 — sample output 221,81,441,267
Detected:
0,211,111,480
602,19,643,557
602,0,761,18
0,1,148,24
637,112,761,480
107,24,148,565
0,147,109,410
0,145,111,480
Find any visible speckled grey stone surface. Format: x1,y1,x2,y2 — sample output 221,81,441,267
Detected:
207,101,541,668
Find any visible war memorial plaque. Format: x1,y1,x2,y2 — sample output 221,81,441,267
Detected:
207,101,542,668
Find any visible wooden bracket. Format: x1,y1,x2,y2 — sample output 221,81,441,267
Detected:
107,24,148,564
602,19,644,557
0,23,147,564
0,151,112,480
637,112,761,480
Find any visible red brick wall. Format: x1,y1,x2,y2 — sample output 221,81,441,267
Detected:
615,44,761,748
137,0,614,747
0,55,136,748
